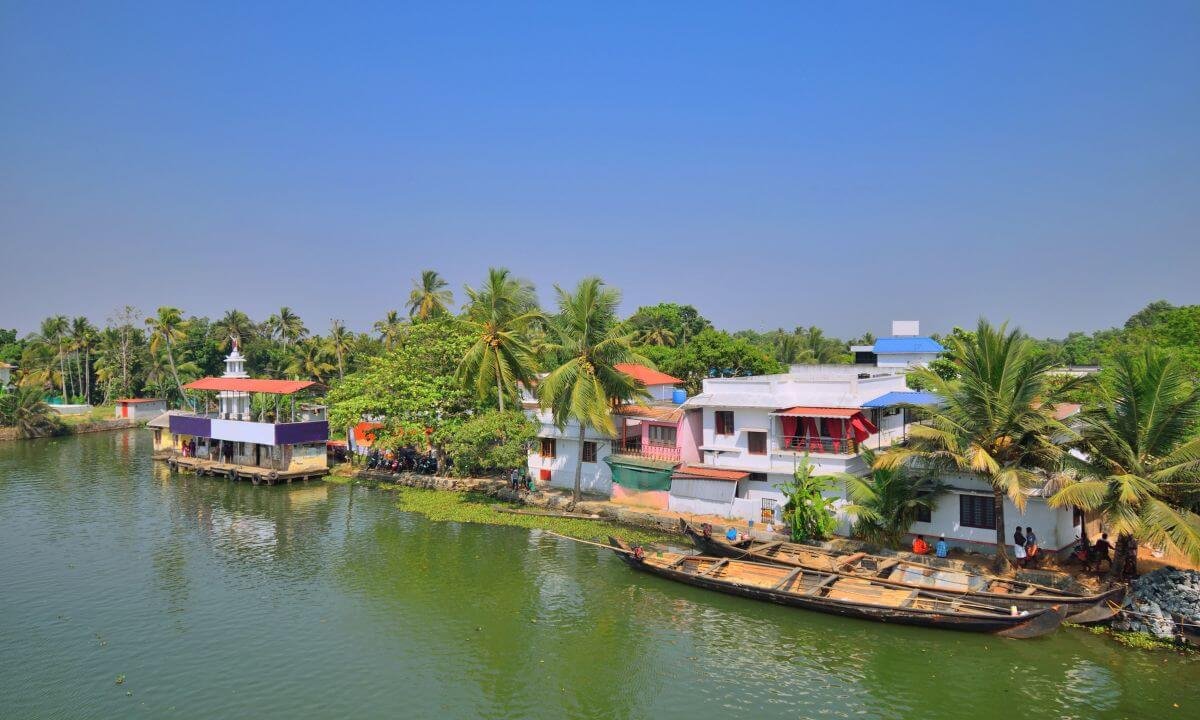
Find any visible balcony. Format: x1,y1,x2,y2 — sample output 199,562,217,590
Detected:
777,434,859,455
610,438,681,462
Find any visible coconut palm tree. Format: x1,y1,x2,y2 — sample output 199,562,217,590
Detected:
637,321,676,348
146,307,190,406
876,319,1076,571
17,341,59,393
267,306,308,345
70,316,96,404
840,448,949,547
39,316,69,402
373,310,406,350
286,339,336,383
538,278,649,503
456,268,542,412
1048,347,1200,577
327,320,353,379
407,270,453,320
214,309,257,349
0,386,60,437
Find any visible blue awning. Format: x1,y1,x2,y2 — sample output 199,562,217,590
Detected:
862,391,942,408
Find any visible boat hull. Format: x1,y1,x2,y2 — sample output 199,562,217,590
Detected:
610,539,1061,638
681,523,1123,623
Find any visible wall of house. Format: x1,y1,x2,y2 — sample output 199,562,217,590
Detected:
904,475,1077,553
611,485,669,509
152,428,178,452
287,442,329,472
121,401,166,419
875,352,940,368
527,427,614,496
668,477,737,517
645,383,676,402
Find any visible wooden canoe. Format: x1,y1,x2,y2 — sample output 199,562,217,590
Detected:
680,522,1124,624
608,538,1062,638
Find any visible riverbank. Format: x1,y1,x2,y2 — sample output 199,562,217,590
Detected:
0,416,138,442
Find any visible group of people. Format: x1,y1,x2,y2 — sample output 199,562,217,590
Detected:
508,467,533,493
1072,532,1116,573
911,534,949,558
1012,526,1041,568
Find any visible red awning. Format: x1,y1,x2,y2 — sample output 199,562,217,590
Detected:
775,406,859,418
850,414,878,442
183,377,316,395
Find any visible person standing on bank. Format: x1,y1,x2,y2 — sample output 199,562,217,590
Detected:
1013,526,1027,567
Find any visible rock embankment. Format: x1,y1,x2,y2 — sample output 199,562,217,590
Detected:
1112,568,1200,639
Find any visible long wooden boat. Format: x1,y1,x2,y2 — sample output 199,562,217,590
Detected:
680,522,1124,624
608,538,1062,638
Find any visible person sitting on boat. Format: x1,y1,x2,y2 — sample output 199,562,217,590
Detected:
935,534,949,558
1013,527,1027,566
725,526,739,543
912,534,930,555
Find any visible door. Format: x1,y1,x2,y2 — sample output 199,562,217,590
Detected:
121,403,128,418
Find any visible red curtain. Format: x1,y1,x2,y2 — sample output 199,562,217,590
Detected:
781,415,798,448
805,417,825,451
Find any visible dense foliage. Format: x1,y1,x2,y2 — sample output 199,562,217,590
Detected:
775,455,838,542
438,410,538,477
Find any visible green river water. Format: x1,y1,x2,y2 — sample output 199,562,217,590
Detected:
1,430,1196,719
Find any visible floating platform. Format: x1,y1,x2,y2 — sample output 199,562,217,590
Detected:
160,455,328,485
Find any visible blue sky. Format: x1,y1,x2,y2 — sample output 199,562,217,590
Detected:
2,1,1198,339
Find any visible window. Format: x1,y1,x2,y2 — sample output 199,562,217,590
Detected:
540,438,556,458
647,424,677,447
747,431,766,455
715,411,735,435
582,441,597,463
748,472,767,483
959,495,995,529
915,504,932,523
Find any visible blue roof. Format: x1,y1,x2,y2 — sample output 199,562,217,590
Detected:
862,391,942,408
872,337,944,354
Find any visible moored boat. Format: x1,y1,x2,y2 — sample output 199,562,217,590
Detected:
680,522,1124,624
608,537,1062,638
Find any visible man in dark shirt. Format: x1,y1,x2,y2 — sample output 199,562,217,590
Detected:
1091,533,1114,571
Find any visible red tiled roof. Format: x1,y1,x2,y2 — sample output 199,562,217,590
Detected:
183,377,317,395
672,465,749,482
616,363,681,386
776,406,859,418
115,398,163,404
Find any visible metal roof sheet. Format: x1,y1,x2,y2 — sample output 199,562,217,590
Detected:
872,337,944,354
183,377,317,395
615,363,682,386
671,465,749,481
861,391,943,408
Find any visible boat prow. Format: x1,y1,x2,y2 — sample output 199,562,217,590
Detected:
1062,586,1127,624
994,606,1064,639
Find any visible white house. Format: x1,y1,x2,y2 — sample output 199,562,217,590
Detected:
673,365,921,524
525,364,692,498
114,398,167,420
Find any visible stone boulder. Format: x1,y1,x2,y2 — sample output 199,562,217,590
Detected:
1112,568,1200,639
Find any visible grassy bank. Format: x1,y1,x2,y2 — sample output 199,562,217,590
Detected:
376,485,677,547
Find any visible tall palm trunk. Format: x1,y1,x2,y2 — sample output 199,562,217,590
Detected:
57,342,67,401
1109,533,1135,581
497,372,505,413
572,422,585,504
84,348,91,404
993,488,1011,572
164,336,187,408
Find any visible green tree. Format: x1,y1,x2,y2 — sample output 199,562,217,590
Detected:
146,307,190,406
877,319,1076,571
213,309,257,349
286,338,336,383
373,310,405,350
440,409,538,477
39,316,69,401
1048,347,1200,577
71,316,96,404
327,317,476,470
775,454,838,542
840,448,948,547
407,269,453,320
456,268,542,412
626,303,712,347
267,306,308,345
0,385,62,437
539,278,648,503
327,320,353,379
662,329,784,395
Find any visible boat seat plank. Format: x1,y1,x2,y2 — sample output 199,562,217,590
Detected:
749,541,783,554
697,559,729,577
771,567,804,591
805,575,838,595
1020,585,1039,596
